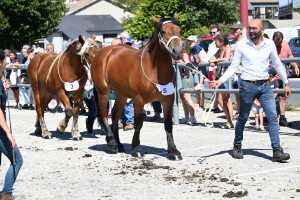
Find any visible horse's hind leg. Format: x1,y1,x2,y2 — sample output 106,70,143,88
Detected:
161,99,182,160
96,88,118,152
131,97,145,157
33,89,53,139
111,95,127,152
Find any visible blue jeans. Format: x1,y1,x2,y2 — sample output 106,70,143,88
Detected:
84,96,97,123
152,101,162,113
119,100,134,124
235,80,280,149
0,132,23,193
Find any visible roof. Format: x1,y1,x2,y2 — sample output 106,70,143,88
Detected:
57,15,123,39
248,0,254,10
268,19,300,28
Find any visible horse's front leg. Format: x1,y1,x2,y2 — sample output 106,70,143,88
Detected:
131,97,145,157
111,95,127,152
162,98,182,160
56,92,79,139
70,94,82,140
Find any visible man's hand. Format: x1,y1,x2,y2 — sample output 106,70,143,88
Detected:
294,66,299,76
285,84,291,98
209,79,223,89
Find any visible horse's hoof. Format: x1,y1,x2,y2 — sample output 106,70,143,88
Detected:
35,130,42,135
131,151,145,158
168,154,182,161
57,127,64,135
107,144,118,153
73,136,82,141
43,135,53,139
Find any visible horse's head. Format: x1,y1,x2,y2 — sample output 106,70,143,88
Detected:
76,34,101,68
152,13,182,60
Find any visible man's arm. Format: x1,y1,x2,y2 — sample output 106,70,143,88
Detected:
270,44,291,97
288,54,299,76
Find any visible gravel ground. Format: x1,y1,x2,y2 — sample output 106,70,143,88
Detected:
0,102,299,200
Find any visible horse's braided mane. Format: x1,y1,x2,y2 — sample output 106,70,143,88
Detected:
66,37,99,52
148,17,181,52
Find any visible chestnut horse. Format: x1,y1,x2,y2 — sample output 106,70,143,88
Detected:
28,35,100,140
91,14,183,160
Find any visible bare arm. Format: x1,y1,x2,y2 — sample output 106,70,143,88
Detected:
0,97,16,147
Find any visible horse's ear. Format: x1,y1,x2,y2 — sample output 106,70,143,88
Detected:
152,15,160,24
92,34,96,40
173,13,178,20
79,35,85,45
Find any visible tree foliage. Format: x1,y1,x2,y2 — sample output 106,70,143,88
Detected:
0,0,68,49
122,0,240,40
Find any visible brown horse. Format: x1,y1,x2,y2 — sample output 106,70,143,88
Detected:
28,35,100,140
91,14,183,160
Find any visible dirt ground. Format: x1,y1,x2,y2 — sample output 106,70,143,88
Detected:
0,103,299,200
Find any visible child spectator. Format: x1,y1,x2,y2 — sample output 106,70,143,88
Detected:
252,99,264,130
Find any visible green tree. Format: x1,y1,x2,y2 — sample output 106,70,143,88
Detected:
122,0,240,40
0,0,68,49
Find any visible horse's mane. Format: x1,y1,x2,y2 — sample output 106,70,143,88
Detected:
148,18,181,53
66,37,99,52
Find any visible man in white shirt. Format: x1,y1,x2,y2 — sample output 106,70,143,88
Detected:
211,19,291,162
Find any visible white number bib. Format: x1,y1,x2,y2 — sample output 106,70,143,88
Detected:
157,82,175,96
64,81,79,91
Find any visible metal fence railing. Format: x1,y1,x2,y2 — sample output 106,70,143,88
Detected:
172,57,300,125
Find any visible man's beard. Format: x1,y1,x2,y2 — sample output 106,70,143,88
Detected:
250,32,262,39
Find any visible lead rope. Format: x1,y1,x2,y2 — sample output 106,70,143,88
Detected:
182,63,216,127
140,44,175,87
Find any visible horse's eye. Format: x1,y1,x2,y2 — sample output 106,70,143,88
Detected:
85,53,89,57
161,31,166,35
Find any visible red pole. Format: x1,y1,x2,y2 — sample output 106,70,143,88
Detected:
240,0,249,36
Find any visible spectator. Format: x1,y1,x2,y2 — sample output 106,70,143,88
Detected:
120,31,130,44
6,50,20,109
118,33,135,131
0,49,24,200
208,34,234,129
186,35,204,111
111,37,122,45
211,19,291,162
178,41,197,125
252,99,264,130
272,31,299,127
17,44,30,63
19,48,34,110
46,43,55,53
268,67,280,127
207,26,223,113
230,23,246,120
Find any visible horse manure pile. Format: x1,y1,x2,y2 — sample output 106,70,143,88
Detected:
64,147,78,151
82,154,92,158
222,191,248,198
132,160,173,170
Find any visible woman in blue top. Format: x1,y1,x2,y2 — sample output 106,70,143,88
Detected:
0,49,23,200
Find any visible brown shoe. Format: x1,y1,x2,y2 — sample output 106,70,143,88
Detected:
124,124,134,131
1,192,13,200
118,123,124,129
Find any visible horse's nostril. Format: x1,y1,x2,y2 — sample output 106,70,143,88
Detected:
173,48,176,54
